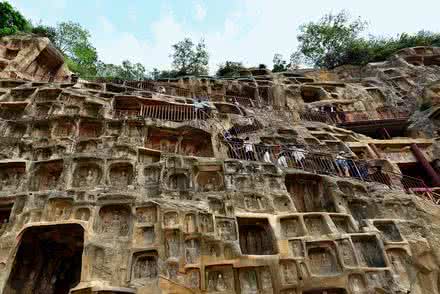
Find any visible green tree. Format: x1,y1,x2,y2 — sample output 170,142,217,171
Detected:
297,10,367,68
216,61,244,77
171,38,209,76
96,60,147,81
53,22,98,77
0,1,31,37
272,54,288,72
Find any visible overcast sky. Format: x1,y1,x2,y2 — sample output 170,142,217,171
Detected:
7,0,440,73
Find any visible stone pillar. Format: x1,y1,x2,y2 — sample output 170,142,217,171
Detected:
410,143,440,187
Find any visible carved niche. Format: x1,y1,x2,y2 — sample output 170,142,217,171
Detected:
195,166,224,192
72,162,102,188
74,207,90,221
53,121,75,138
281,217,304,238
238,218,277,255
273,196,294,212
131,251,158,281
163,211,179,228
144,165,161,185
0,162,25,192
351,235,386,268
185,238,200,264
185,268,200,289
307,242,341,276
200,213,214,233
31,160,63,191
184,213,197,233
206,266,234,293
167,173,190,191
280,260,298,285
165,229,181,259
216,217,237,241
109,162,133,187
136,205,158,224
97,205,131,237
46,198,73,221
304,215,329,236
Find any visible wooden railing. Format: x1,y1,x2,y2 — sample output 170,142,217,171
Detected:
115,104,211,121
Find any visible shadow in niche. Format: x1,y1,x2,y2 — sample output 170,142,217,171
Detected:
4,224,84,294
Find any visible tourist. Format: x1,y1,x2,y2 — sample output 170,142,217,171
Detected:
336,151,350,177
243,137,255,161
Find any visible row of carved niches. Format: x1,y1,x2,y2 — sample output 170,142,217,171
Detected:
233,192,294,214
280,213,358,240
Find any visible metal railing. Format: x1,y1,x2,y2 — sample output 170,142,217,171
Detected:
115,104,211,121
225,141,435,201
300,108,411,125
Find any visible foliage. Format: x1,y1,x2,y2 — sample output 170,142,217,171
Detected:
272,54,287,72
297,10,367,68
296,10,440,68
96,60,147,80
171,38,209,76
216,61,245,77
0,1,31,37
51,22,98,76
31,24,57,44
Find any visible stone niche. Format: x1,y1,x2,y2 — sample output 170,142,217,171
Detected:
348,273,368,294
109,162,134,187
46,198,73,221
163,211,179,228
164,229,181,259
304,214,331,237
136,204,158,225
237,217,277,255
285,174,335,212
0,200,13,235
135,226,155,247
52,120,76,138
195,165,224,192
184,213,197,233
242,193,271,212
74,207,91,221
330,215,356,234
336,238,357,267
72,160,103,188
184,238,200,264
206,265,235,293
31,160,63,191
0,161,25,192
216,217,237,241
78,121,103,138
96,204,132,237
386,248,412,289
167,172,191,191
131,250,158,282
306,241,342,276
209,198,226,215
280,260,299,286
373,221,403,243
144,165,161,186
185,268,200,289
238,267,273,293
200,213,214,233
5,121,26,138
273,195,294,213
281,216,305,239
351,235,387,268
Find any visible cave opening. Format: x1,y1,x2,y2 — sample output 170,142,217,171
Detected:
4,224,84,294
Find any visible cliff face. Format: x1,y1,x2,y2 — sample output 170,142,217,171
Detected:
0,36,439,294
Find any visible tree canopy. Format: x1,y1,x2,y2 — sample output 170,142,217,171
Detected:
0,1,30,37
295,10,440,69
171,38,209,76
216,61,244,77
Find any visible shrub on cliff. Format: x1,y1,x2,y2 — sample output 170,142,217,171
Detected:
0,1,31,37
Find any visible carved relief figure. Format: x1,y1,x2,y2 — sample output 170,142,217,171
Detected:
164,212,178,227
240,269,258,293
133,255,158,279
200,213,214,233
217,220,236,241
208,272,228,292
165,230,180,258
136,206,157,224
99,205,130,236
282,218,301,238
186,270,200,289
282,262,297,284
260,268,273,290
184,214,196,233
